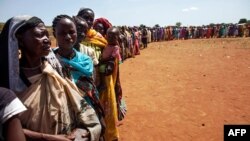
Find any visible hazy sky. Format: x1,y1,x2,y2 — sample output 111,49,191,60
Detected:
0,0,250,27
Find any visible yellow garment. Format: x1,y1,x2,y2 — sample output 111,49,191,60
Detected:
82,29,107,48
81,29,108,86
82,29,107,63
100,58,119,141
17,62,101,141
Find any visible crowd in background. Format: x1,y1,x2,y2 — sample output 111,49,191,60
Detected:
114,23,250,62
149,24,250,41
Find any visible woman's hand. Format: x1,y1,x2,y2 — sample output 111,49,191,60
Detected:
23,129,75,141
42,134,75,141
69,128,90,141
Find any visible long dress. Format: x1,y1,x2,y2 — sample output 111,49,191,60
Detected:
134,31,140,55
100,45,127,141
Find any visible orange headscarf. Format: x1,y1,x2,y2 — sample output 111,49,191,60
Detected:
82,29,107,48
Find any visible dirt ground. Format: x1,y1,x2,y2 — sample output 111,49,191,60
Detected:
118,38,250,141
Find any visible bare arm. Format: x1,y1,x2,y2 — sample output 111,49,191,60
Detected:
3,115,26,141
23,129,75,141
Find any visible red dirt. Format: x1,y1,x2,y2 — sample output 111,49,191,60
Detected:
119,38,250,141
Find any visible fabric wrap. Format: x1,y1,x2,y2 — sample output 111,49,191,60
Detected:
18,62,101,141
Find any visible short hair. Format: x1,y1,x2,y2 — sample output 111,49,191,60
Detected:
52,14,74,33
72,16,86,24
77,8,95,17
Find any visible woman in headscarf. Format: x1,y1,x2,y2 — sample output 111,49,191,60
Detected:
93,17,112,38
0,15,101,141
77,8,108,88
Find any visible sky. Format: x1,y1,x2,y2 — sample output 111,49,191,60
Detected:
0,0,250,27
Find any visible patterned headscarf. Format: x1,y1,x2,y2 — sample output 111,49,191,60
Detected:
0,15,44,92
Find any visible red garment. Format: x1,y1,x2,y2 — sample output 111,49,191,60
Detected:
102,45,122,62
134,31,140,55
206,28,212,38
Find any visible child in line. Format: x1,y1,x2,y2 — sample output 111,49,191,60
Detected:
99,27,127,141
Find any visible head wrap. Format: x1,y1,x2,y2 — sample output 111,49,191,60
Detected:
0,15,44,92
16,17,43,35
93,17,112,35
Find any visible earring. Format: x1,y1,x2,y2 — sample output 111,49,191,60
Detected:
18,49,22,59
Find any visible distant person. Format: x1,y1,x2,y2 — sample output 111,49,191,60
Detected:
141,27,148,48
147,27,152,43
120,26,132,59
132,28,140,55
118,27,128,62
0,87,26,141
0,15,101,141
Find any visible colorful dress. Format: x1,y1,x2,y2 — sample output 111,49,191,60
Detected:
133,31,140,55
82,29,107,61
81,29,108,87
53,48,106,140
53,48,104,119
100,45,127,141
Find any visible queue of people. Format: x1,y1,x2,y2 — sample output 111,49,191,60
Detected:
0,7,127,141
108,23,250,62
2,5,248,141
140,24,250,42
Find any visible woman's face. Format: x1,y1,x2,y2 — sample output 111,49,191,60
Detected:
93,23,105,36
18,23,51,58
78,10,94,30
54,18,77,50
75,19,88,43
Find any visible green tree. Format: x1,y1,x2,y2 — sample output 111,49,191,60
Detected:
176,22,182,27
209,23,215,27
238,18,247,24
154,24,160,28
140,24,145,28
